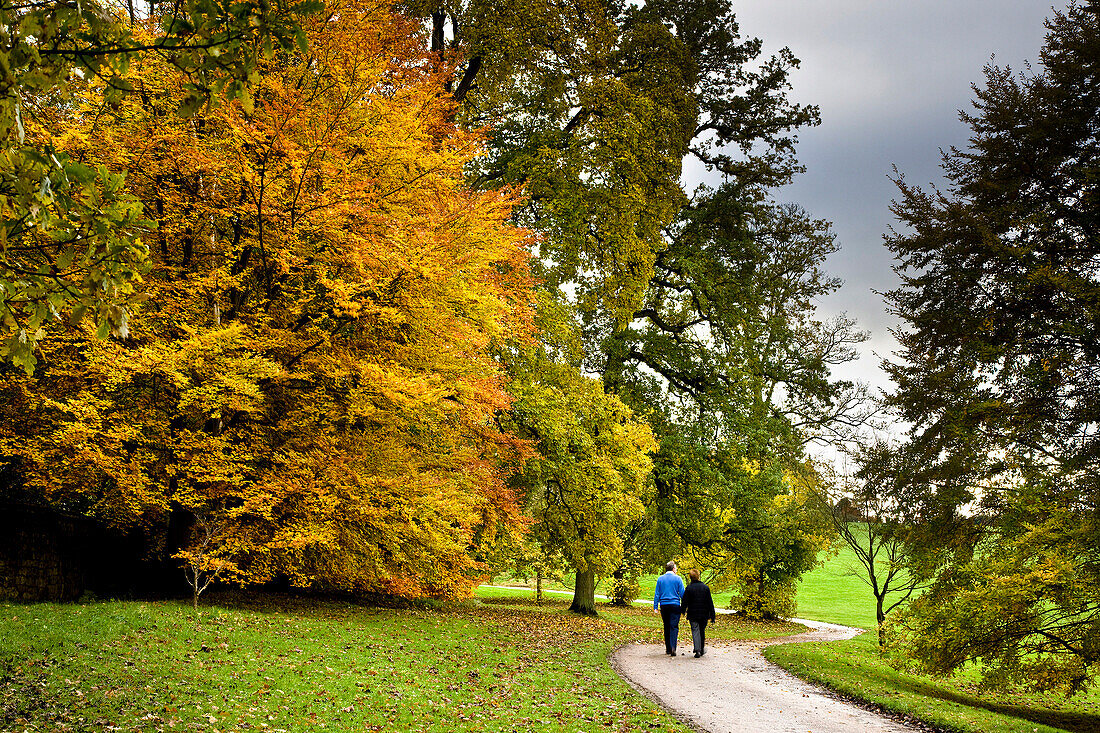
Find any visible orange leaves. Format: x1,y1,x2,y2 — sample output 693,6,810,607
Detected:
0,0,538,599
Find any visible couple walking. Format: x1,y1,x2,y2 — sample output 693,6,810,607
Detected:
653,561,716,657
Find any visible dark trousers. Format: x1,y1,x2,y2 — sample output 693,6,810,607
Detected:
689,618,708,654
660,604,681,654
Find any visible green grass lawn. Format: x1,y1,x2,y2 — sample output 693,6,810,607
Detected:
792,541,880,629
0,590,798,733
767,633,1100,733
485,571,740,609
9,551,1100,733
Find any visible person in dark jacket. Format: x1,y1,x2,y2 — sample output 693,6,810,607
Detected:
679,568,716,657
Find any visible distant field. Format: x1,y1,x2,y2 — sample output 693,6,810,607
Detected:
793,528,881,629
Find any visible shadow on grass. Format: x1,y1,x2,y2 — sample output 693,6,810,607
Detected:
906,677,1095,726
893,676,1099,733
194,587,446,617
800,642,1100,733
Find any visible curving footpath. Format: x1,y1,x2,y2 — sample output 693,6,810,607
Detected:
611,618,919,733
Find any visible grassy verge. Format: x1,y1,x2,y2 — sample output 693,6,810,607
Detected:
0,590,796,733
768,542,1100,733
765,634,1100,733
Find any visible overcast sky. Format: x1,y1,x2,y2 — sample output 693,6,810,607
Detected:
724,1,1058,395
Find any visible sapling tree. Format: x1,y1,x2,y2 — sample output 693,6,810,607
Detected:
173,510,243,611
826,447,925,646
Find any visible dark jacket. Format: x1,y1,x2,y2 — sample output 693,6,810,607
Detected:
680,580,716,622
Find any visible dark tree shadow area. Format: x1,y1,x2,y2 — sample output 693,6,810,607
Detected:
853,656,1100,733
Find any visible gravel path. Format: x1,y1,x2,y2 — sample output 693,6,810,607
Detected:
611,618,920,733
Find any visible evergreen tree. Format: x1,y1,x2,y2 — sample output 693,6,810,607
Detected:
884,1,1100,693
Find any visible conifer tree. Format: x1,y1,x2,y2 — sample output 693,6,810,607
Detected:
884,2,1100,692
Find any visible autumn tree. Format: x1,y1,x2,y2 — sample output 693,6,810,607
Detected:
502,293,655,615
0,0,536,599
0,0,314,372
174,509,245,611
883,2,1100,692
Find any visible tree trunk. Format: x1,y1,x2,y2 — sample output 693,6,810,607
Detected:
876,593,886,648
569,568,597,616
610,566,624,606
536,569,543,605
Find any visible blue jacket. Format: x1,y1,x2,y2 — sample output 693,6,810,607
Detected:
653,571,685,609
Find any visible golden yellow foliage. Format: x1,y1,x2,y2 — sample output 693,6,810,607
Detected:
0,0,535,600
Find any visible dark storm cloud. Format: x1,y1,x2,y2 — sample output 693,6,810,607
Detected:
724,0,1057,391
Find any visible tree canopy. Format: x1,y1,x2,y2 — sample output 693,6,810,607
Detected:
1,0,857,612
501,293,655,614
424,0,861,613
0,0,316,372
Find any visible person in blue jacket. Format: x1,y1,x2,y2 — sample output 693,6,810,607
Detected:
653,561,686,656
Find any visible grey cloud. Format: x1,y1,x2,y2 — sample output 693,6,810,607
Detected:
715,0,1059,396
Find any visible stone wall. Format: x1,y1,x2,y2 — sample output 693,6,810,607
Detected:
0,503,134,602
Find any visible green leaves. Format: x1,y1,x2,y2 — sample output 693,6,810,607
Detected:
443,0,850,616
0,146,152,372
502,294,656,600
448,0,693,324
598,190,860,614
